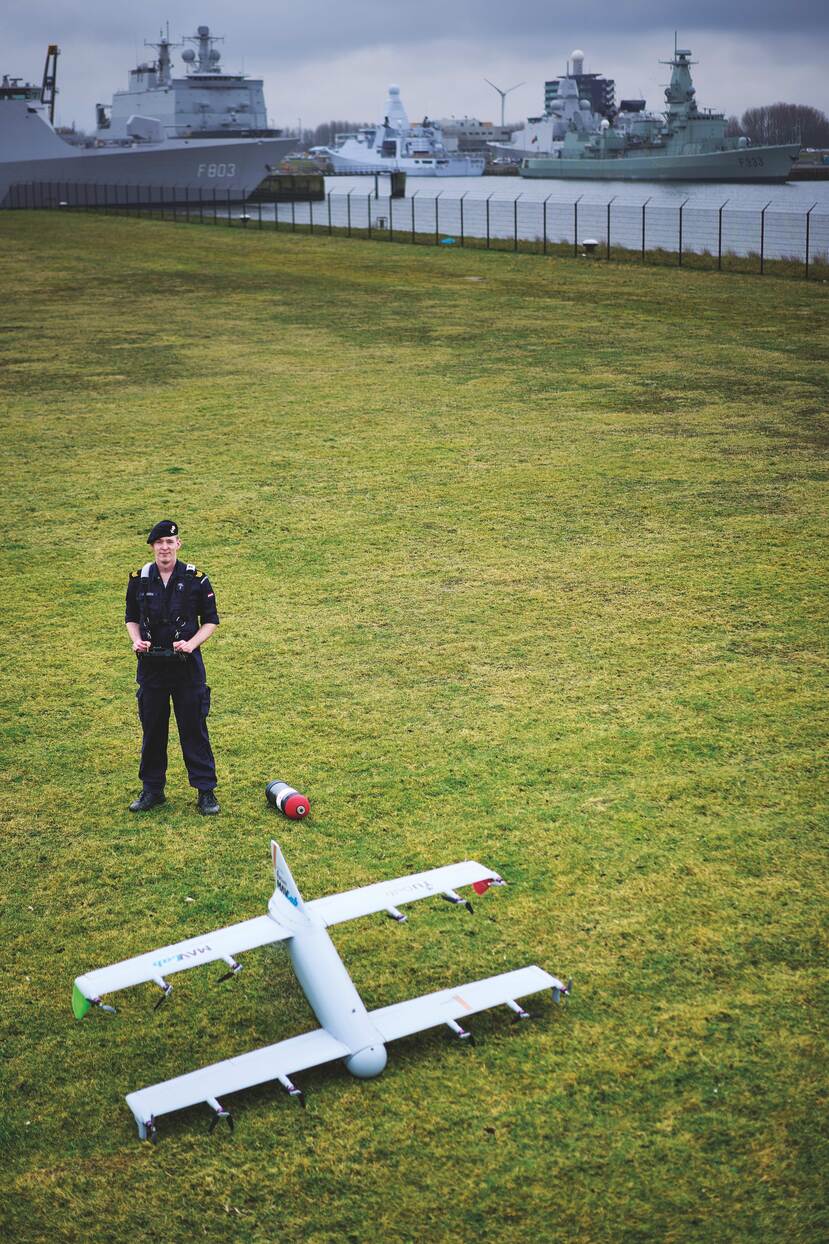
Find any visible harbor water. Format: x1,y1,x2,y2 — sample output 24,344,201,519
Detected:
283,174,829,262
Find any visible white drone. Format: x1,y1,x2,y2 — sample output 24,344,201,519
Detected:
74,842,570,1141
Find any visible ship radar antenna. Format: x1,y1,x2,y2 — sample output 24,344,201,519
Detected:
484,78,525,127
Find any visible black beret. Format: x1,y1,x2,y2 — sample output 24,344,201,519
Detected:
147,519,179,544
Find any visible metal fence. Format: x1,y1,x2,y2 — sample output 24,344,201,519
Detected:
3,181,828,279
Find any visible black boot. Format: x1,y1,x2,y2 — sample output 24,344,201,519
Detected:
197,789,220,815
129,790,166,812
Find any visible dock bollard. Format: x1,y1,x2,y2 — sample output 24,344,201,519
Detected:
265,780,310,820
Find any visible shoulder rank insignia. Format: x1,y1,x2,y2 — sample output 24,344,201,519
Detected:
195,570,204,579
130,570,139,579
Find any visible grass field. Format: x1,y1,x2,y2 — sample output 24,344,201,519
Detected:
0,211,827,1244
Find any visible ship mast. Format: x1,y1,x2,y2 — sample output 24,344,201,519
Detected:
41,43,59,124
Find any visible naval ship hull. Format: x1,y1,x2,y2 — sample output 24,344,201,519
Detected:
521,143,800,182
0,138,292,205
325,153,484,177
0,97,293,205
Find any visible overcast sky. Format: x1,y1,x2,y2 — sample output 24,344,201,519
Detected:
4,2,828,131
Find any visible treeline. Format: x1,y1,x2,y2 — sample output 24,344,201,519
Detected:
725,103,829,147
285,121,371,147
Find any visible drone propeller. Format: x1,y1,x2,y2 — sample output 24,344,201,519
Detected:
152,977,173,1011
441,890,474,914
207,1098,234,1134
216,957,242,984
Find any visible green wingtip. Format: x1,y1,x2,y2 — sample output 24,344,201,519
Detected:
72,983,91,1020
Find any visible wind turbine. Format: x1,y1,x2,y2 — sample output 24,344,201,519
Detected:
484,78,525,127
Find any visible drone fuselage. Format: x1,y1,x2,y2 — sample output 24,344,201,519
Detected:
287,918,388,1078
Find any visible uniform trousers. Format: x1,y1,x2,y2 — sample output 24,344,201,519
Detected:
137,680,216,793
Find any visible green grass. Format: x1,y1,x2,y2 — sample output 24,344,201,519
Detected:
0,211,827,1244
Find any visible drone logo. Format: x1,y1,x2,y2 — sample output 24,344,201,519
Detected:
276,870,299,907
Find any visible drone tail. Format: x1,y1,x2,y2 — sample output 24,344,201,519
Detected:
271,840,306,912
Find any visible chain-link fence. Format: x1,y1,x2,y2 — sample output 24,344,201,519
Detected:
4,181,828,279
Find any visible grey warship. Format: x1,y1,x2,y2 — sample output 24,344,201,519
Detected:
0,74,290,206
521,47,799,182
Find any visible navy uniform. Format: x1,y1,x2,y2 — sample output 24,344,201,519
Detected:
125,520,220,812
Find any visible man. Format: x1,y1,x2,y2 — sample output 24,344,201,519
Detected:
125,519,220,814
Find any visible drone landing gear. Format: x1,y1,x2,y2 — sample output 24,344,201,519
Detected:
207,1097,234,1134
278,1075,305,1108
441,890,474,914
216,957,242,983
552,979,573,1005
446,1019,476,1046
152,976,173,1011
136,1115,158,1143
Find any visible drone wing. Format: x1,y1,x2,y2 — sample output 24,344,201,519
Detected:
124,965,566,1139
306,860,502,927
369,965,565,1041
73,914,291,1016
125,1025,351,1138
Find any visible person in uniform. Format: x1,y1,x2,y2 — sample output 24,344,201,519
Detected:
125,519,221,814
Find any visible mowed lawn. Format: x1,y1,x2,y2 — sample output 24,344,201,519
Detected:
0,211,826,1244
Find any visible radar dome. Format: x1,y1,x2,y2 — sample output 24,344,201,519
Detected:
388,84,400,95
600,118,610,130
571,49,585,60
209,48,221,62
181,48,195,62
198,25,210,36
579,99,591,110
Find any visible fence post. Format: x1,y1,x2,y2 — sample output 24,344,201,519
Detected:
573,195,582,258
290,198,295,231
718,198,728,271
347,190,352,237
328,190,332,236
678,197,688,266
411,189,418,244
606,195,616,261
309,198,314,235
459,190,467,247
543,193,552,256
389,193,394,243
513,192,523,252
805,201,817,280
486,192,494,249
367,192,372,239
760,200,771,275
641,196,651,262
434,191,443,245
227,189,232,226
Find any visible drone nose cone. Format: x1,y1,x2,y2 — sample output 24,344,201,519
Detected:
345,1044,387,1079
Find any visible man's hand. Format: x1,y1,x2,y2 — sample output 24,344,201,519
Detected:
132,638,151,654
173,639,195,655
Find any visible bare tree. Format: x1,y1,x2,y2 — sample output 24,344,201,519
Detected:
741,103,829,147
311,120,371,147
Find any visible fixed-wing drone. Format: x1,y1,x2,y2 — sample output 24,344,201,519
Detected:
73,843,570,1141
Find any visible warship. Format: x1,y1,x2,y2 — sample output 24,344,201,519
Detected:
521,47,800,182
314,86,485,176
489,61,602,161
96,25,286,142
0,52,292,206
